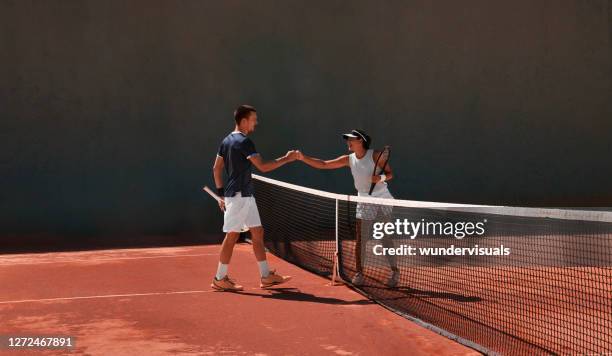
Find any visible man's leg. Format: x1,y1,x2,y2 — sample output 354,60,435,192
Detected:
212,193,244,291
216,231,240,281
249,226,269,276
219,232,241,265
211,231,244,291
250,225,291,288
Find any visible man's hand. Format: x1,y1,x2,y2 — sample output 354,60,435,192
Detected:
251,151,299,172
295,150,304,161
284,150,293,161
218,197,226,212
285,150,299,162
371,175,382,183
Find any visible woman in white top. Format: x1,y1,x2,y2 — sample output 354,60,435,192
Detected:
296,129,399,288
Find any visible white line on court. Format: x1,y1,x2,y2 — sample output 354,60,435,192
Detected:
0,289,245,305
0,253,220,266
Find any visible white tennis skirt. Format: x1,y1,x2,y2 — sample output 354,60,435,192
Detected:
223,192,262,233
356,189,394,220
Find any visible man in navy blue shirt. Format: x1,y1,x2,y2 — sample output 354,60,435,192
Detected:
211,105,296,291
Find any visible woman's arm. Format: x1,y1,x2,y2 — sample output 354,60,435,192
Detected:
371,150,393,183
299,153,349,170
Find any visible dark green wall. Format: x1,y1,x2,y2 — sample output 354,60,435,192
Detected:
2,1,611,241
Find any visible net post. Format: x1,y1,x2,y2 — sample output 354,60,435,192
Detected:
331,198,342,286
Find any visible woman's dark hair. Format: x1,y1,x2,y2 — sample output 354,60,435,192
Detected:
355,129,371,149
363,138,371,149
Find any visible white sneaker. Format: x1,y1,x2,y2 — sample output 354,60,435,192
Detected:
351,272,364,286
387,270,400,288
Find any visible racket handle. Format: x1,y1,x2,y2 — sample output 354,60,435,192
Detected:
368,180,376,195
203,186,222,202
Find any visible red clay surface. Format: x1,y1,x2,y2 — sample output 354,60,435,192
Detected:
0,243,478,355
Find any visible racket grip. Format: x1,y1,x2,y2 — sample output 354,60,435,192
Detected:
203,186,222,202
368,180,376,195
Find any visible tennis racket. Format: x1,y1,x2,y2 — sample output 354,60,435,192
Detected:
203,186,225,211
368,145,391,195
202,186,251,232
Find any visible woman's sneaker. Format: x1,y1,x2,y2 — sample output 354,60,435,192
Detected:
351,272,364,286
387,270,400,288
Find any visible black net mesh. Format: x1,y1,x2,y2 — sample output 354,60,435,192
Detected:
253,176,612,355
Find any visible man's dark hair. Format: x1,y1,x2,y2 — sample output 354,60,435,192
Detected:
234,105,257,124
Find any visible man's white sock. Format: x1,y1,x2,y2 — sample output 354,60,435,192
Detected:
215,263,228,280
257,260,270,278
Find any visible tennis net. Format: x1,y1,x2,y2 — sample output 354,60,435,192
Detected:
253,174,612,355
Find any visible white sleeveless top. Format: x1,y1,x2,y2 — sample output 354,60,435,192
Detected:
349,149,390,196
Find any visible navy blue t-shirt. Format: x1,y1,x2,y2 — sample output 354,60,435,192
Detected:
217,132,259,197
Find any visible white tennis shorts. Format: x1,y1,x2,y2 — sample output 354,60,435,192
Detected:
356,189,394,220
223,192,262,233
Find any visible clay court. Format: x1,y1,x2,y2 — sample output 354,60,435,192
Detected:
0,243,478,355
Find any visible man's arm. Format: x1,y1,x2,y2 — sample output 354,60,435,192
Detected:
212,155,226,211
299,153,349,170
371,150,393,183
249,151,297,173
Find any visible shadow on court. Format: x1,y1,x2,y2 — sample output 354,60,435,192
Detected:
228,287,375,305
361,285,483,303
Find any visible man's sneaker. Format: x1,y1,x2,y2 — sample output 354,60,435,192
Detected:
260,270,291,288
351,272,364,286
387,270,400,288
211,276,244,291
